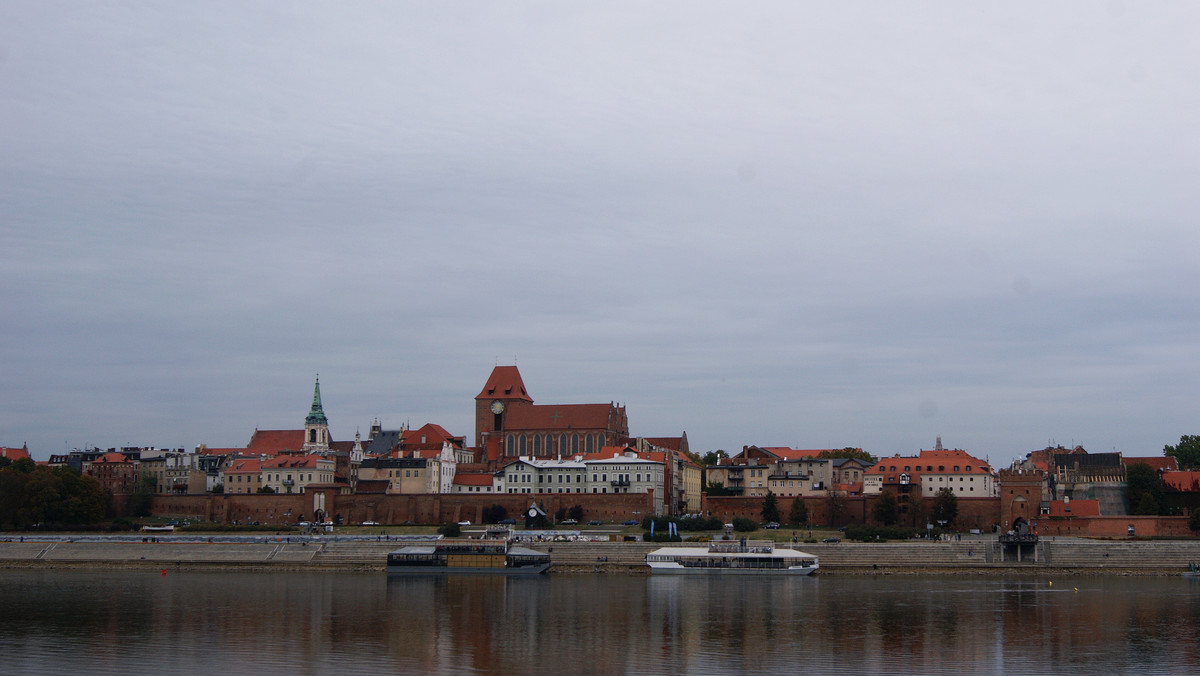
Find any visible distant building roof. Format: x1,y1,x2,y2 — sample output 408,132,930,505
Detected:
453,473,496,486
1123,456,1178,472
1,446,30,461
1162,471,1200,493
247,430,306,456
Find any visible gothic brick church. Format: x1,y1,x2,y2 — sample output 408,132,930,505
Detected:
474,366,629,462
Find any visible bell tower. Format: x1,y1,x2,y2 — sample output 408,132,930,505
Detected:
303,376,331,453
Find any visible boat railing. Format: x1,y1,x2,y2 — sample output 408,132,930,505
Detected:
709,539,775,554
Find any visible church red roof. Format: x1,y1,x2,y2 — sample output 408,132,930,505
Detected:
476,366,533,402
506,403,614,431
247,430,306,456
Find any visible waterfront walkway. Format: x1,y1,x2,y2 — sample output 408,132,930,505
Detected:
3,535,1199,574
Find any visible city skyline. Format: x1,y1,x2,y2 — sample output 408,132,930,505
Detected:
3,3,1197,465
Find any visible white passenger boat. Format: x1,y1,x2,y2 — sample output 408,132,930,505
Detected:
646,539,818,575
387,539,551,575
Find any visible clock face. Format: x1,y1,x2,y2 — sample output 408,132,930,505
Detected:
490,400,505,415
528,508,538,517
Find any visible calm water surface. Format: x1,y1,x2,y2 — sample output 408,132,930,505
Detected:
2,570,1198,674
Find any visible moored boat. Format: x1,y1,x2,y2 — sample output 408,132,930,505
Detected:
387,539,551,575
646,539,818,575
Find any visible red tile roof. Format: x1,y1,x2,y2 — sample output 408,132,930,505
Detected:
1162,471,1200,493
261,454,326,470
94,452,130,464
1,446,31,461
1123,456,1178,472
197,447,245,456
400,423,460,448
247,430,306,456
476,366,533,402
226,458,264,474
453,473,496,486
505,403,615,431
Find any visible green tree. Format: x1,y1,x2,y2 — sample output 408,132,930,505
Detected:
873,490,898,526
1126,463,1166,516
788,497,808,526
826,491,847,527
931,488,958,528
731,517,758,532
1189,508,1200,533
1164,435,1200,470
128,474,157,517
698,450,729,466
704,481,735,496
761,491,781,523
481,504,507,524
818,447,878,464
437,522,461,537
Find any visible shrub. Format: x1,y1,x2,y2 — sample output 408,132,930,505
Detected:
437,523,462,537
844,525,920,541
481,504,507,524
731,517,758,532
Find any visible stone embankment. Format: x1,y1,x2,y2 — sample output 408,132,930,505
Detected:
3,537,1199,575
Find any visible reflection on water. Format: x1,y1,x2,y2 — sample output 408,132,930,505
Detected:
1,570,1198,674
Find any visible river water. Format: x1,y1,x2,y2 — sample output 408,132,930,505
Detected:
2,570,1197,674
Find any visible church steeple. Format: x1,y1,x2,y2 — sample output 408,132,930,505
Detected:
303,375,330,453
306,376,328,426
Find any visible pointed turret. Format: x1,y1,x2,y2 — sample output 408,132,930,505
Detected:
306,377,328,426
303,376,331,453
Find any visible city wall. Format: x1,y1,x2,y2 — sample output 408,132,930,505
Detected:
151,491,656,526
702,495,1002,532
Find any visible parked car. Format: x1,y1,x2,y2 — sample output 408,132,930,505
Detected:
622,520,638,526
823,536,841,543
562,519,578,525
764,522,780,529
497,518,516,525
587,520,602,526
458,520,471,526
360,520,379,526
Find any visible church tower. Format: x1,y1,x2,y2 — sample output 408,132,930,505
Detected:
303,376,331,453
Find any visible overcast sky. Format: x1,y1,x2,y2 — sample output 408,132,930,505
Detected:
2,2,1197,465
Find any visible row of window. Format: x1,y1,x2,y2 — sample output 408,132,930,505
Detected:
506,472,659,484
885,465,975,472
506,487,626,494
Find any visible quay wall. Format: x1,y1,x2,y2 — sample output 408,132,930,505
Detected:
4,537,1199,575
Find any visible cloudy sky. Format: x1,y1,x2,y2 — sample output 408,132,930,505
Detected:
2,2,1197,465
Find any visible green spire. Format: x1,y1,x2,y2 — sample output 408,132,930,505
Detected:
306,376,328,426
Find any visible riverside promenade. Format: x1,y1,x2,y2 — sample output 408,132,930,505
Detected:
2,535,1199,575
